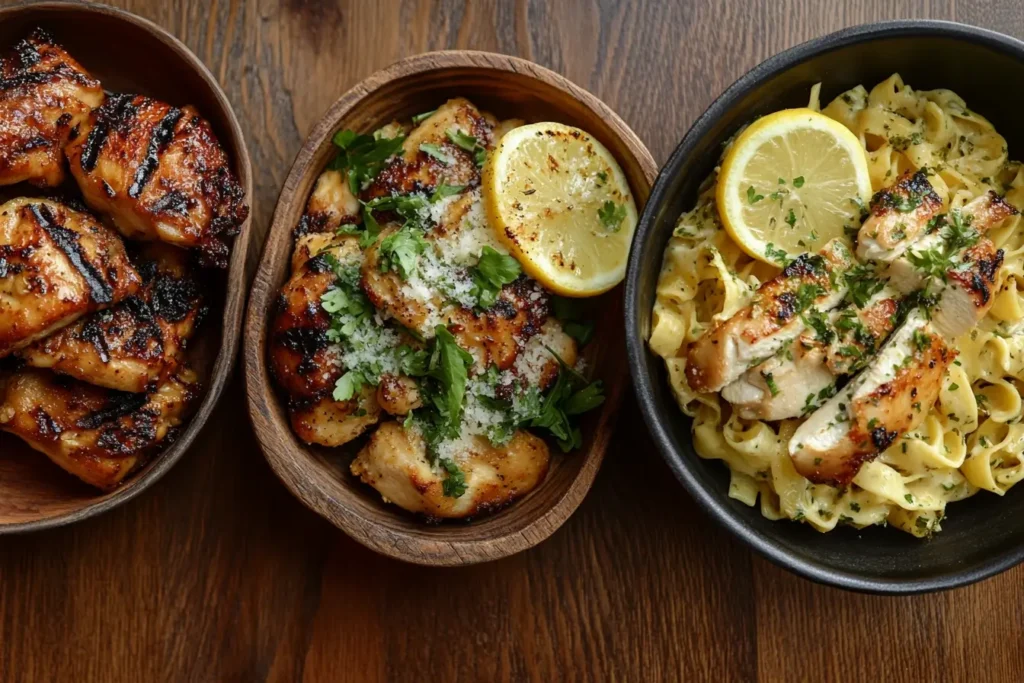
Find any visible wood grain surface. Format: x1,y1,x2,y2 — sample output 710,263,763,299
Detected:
1,0,1023,681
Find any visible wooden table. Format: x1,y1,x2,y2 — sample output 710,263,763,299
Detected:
2,1,1023,681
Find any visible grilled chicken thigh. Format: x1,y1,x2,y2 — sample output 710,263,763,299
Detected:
686,239,854,394
66,94,248,268
364,98,493,200
856,170,943,263
0,366,196,490
0,28,104,187
0,197,140,358
350,421,550,520
295,168,360,235
20,243,204,391
789,310,954,485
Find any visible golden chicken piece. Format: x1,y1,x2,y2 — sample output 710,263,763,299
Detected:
376,374,422,416
686,239,854,394
65,93,248,268
269,235,384,446
290,387,381,447
295,168,361,235
790,310,955,485
0,197,141,358
19,243,204,392
0,366,197,490
350,421,550,520
0,28,104,187
363,98,493,200
856,170,943,263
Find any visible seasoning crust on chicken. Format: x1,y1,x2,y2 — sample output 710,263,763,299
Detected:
19,243,204,392
350,421,550,520
0,366,197,490
66,94,248,268
0,28,104,188
0,197,141,358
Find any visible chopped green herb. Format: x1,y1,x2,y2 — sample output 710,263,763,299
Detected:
761,371,780,397
430,183,466,203
471,246,521,308
598,200,627,231
378,226,429,279
793,176,805,188
329,129,406,194
440,458,467,498
785,209,797,227
746,186,764,204
411,109,436,125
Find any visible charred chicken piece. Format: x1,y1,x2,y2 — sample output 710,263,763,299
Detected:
19,243,204,392
0,28,104,187
66,93,248,268
0,366,197,490
0,197,141,358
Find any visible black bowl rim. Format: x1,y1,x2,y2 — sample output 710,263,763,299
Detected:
625,19,1024,595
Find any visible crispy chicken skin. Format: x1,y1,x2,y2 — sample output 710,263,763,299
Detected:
363,98,493,200
65,93,248,268
0,28,104,188
0,198,141,358
686,239,853,393
295,168,360,235
933,238,1004,338
857,170,943,263
0,366,196,490
790,311,954,485
269,236,385,445
350,421,550,520
19,243,204,392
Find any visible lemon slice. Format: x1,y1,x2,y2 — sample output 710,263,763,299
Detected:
716,108,872,264
482,122,638,296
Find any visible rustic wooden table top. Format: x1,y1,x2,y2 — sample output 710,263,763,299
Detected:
2,1,1024,681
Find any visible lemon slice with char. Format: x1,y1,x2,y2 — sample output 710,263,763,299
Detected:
716,108,872,264
482,122,637,296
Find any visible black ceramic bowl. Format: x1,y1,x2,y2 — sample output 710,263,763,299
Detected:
626,20,1024,594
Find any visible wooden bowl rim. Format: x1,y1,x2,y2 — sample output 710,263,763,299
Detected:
0,0,254,534
244,49,657,565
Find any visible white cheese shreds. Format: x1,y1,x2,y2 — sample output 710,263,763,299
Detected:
513,323,565,386
432,378,508,464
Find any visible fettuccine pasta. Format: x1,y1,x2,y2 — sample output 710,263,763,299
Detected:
651,75,1024,537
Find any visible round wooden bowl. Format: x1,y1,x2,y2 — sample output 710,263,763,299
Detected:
0,2,253,533
244,51,656,565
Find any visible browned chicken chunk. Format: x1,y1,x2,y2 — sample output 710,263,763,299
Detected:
856,170,943,263
0,28,104,187
363,98,493,200
295,168,361,235
19,243,204,392
0,366,197,490
0,197,141,358
65,93,248,267
350,421,550,520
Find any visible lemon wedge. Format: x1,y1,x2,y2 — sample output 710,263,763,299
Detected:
482,122,637,296
716,108,872,264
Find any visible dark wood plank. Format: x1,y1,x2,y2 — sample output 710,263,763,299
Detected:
1,0,1023,681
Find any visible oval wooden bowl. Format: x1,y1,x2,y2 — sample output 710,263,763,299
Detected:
244,51,656,565
0,2,253,533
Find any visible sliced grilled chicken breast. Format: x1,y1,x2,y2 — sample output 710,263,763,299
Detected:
856,170,942,263
0,28,104,187
932,238,1004,338
722,289,900,420
350,421,550,520
789,310,954,485
0,366,196,490
19,243,204,392
686,239,854,394
66,94,248,268
0,198,141,358
888,191,1017,295
363,98,492,200
289,388,381,447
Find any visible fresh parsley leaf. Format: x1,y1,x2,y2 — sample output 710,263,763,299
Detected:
785,209,797,227
747,186,764,204
420,143,451,165
445,128,478,152
563,381,606,415
431,183,465,203
552,296,595,345
843,264,883,308
598,200,627,232
793,176,805,188
471,247,521,308
440,458,467,498
396,345,430,377
424,326,474,436
359,205,381,248
761,371,780,397
411,109,436,125
764,242,790,266
330,130,405,194
378,227,429,279
333,370,365,401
